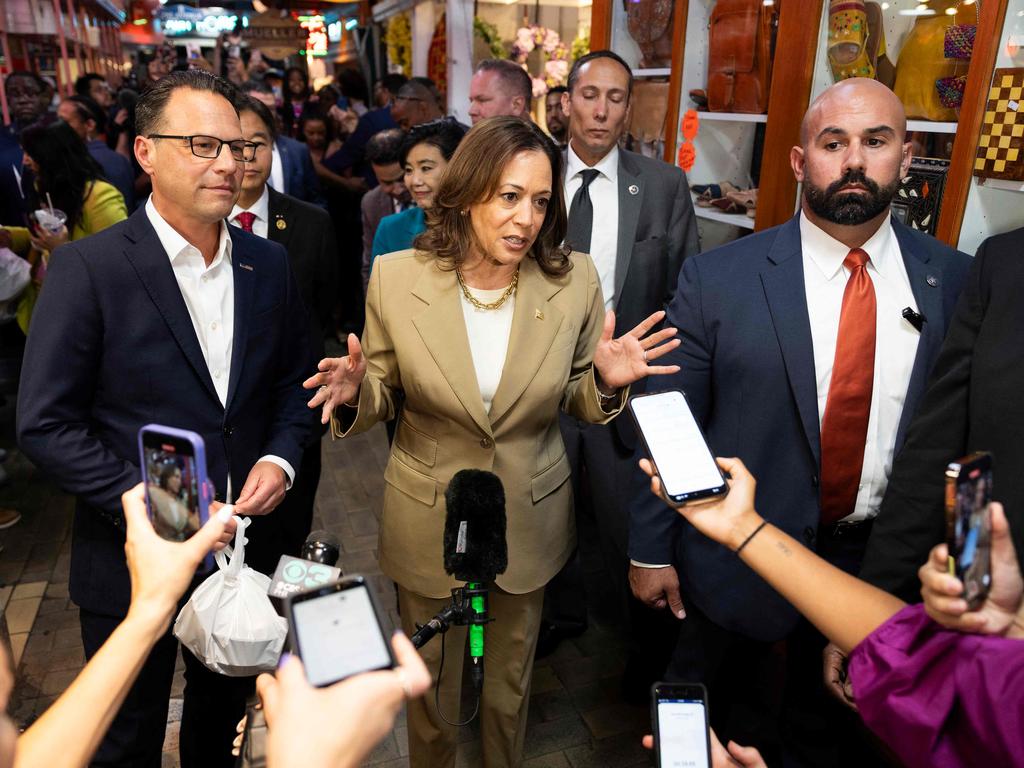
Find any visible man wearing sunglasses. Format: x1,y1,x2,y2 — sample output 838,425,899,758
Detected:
18,70,311,768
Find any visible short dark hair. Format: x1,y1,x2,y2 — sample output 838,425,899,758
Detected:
4,71,46,94
337,68,370,104
400,77,442,109
135,69,238,138
240,79,273,97
379,74,408,96
399,117,465,167
475,59,532,108
416,116,569,277
63,95,107,133
366,128,405,166
74,73,106,98
567,50,633,99
235,94,277,140
547,85,568,97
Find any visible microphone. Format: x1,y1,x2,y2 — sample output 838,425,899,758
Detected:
443,470,507,692
268,530,343,611
902,307,926,332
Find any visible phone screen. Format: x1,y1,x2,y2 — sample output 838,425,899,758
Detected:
141,431,202,542
657,698,710,768
949,458,993,605
291,584,392,686
631,391,724,501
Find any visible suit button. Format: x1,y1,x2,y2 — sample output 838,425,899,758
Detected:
811,475,819,488
480,437,493,449
223,425,234,438
803,526,816,545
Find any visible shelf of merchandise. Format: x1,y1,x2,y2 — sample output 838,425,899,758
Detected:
691,193,756,229
633,68,672,77
692,111,769,124
907,120,959,134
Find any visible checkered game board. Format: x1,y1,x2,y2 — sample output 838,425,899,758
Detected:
974,68,1024,181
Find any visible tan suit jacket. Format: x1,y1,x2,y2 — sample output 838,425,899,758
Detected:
333,248,626,598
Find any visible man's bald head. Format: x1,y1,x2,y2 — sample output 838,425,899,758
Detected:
800,78,907,148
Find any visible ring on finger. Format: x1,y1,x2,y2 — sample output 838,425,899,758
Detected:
642,349,648,363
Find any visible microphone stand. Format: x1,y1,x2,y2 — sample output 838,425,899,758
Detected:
409,584,492,726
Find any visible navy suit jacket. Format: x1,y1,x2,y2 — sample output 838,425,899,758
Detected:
275,135,324,207
628,215,971,641
323,107,397,187
17,206,312,617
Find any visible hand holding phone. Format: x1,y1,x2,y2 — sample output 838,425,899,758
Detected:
945,452,994,609
138,425,212,544
285,576,395,687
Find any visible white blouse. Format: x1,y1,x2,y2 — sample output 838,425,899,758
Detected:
459,285,515,414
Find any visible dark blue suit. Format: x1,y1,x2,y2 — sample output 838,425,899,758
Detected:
628,215,971,643
275,134,324,207
17,205,311,766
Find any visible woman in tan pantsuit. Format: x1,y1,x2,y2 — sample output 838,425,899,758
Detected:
305,117,679,768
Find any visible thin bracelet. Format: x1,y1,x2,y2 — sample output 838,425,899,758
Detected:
735,520,768,555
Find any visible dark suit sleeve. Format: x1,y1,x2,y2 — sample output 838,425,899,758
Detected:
628,255,713,564
16,244,137,513
664,168,700,307
261,246,315,471
859,246,987,601
299,146,327,209
316,214,338,349
323,115,371,175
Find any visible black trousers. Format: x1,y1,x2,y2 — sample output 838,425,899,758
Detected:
274,437,323,557
80,608,256,768
544,416,679,686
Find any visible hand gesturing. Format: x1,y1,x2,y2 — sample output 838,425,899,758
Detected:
592,310,680,390
302,333,368,425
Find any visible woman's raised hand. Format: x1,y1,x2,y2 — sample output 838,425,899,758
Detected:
592,310,680,390
303,333,368,425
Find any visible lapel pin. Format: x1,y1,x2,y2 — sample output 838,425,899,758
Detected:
628,184,639,195
275,217,287,231
926,275,938,287
240,262,254,271
535,309,544,320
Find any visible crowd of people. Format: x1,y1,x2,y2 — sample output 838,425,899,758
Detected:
0,41,1021,768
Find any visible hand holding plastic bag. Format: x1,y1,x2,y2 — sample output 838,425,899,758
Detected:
174,517,288,676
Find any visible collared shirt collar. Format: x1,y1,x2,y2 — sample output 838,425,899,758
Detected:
145,195,232,269
230,185,270,226
799,211,894,282
566,141,619,184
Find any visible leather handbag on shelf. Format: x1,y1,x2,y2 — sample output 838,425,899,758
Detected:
706,0,778,113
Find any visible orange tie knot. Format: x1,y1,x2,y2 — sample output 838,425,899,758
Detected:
844,247,870,271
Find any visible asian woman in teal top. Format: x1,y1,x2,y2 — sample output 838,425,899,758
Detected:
369,118,464,272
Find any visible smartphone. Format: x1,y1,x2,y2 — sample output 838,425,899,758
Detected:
629,390,728,505
945,452,994,609
138,424,211,544
651,682,712,768
285,576,396,687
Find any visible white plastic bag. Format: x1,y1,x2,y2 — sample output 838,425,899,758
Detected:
173,516,288,676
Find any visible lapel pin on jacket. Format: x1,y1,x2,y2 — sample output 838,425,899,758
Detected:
926,275,938,287
535,309,544,320
275,216,287,231
628,184,639,195
240,263,254,271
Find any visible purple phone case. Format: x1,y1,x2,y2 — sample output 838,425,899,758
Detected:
138,424,214,567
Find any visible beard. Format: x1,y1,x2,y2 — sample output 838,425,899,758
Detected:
803,166,900,226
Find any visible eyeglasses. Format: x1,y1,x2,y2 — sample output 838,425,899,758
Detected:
147,134,257,162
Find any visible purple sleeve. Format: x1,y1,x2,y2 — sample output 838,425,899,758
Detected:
848,603,1024,768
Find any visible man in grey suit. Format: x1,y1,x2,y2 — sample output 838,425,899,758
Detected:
360,129,410,293
540,51,700,680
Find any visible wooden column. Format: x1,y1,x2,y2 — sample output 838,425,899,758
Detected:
934,0,1011,245
590,0,611,49
662,0,691,165
753,0,824,230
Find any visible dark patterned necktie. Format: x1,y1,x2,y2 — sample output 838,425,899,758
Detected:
565,169,600,253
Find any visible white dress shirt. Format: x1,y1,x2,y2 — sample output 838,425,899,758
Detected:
800,212,919,522
267,142,285,194
460,286,515,414
564,143,619,310
229,186,270,239
145,196,294,495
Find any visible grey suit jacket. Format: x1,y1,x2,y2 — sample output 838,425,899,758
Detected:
361,186,398,294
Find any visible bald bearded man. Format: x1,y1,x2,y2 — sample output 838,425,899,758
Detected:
628,79,971,765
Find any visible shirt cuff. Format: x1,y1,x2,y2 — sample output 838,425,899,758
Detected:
630,560,672,568
258,455,295,491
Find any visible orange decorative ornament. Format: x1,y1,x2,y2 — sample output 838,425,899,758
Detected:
678,142,696,173
680,109,699,141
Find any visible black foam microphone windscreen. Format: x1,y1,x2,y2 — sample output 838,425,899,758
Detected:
301,530,341,566
443,469,507,583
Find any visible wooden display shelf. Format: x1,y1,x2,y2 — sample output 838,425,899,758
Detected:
906,120,958,134
691,193,756,229
694,111,769,124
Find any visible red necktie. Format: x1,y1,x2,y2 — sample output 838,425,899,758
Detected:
236,211,256,233
819,247,876,526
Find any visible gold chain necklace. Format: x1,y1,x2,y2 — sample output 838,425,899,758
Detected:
456,267,519,311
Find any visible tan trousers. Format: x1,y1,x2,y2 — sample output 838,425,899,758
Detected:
397,584,545,768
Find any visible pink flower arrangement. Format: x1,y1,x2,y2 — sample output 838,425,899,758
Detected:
511,25,571,97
